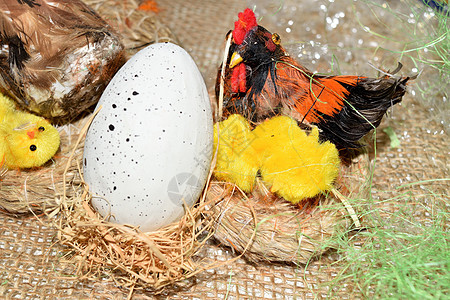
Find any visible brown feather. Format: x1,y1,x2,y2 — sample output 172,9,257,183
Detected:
0,0,126,121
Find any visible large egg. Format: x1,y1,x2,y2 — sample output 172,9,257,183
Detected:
83,43,213,232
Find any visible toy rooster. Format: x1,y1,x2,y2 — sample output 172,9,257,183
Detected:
216,8,412,150
0,0,126,122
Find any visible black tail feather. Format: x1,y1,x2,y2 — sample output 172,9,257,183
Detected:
318,74,410,150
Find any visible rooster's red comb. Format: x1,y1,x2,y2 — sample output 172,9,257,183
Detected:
232,8,257,45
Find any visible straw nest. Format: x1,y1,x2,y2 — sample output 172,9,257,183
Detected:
56,197,213,292
207,151,371,263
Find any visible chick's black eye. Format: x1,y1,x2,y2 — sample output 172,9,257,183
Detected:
38,126,45,132
30,145,37,151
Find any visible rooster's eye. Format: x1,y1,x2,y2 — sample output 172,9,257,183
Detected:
272,33,281,45
30,145,37,151
38,126,45,132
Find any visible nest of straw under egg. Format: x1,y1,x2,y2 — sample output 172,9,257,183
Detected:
0,0,371,292
53,115,219,291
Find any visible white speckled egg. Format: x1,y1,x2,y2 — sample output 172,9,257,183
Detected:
83,43,213,232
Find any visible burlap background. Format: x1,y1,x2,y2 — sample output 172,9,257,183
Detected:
1,0,448,299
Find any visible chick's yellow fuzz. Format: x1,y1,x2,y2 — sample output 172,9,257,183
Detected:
253,116,340,204
213,114,259,192
0,93,60,169
252,116,305,161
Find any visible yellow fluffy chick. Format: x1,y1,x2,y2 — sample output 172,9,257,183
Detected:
213,114,259,192
0,94,60,169
252,116,340,204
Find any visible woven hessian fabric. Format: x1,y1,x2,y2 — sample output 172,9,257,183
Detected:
1,0,448,298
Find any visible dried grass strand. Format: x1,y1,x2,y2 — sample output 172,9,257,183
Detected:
217,32,232,120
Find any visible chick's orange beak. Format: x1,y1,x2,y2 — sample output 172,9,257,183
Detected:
229,52,243,68
27,130,35,139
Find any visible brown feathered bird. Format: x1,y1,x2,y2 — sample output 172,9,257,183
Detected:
217,8,412,150
0,0,126,122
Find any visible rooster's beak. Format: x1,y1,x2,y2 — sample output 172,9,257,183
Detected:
229,52,243,68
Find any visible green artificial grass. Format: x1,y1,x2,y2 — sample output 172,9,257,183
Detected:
357,0,449,130
330,187,449,299
322,2,449,298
